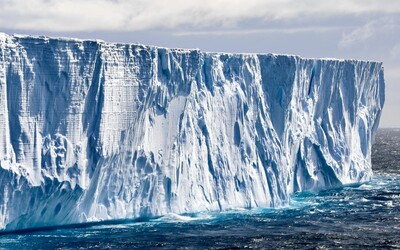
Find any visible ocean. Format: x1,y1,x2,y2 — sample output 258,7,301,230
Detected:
1,128,399,249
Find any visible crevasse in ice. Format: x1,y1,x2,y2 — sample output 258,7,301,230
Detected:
0,33,385,231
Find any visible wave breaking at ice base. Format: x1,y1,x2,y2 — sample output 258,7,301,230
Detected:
1,173,399,249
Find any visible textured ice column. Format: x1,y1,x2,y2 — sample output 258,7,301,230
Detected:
0,33,385,231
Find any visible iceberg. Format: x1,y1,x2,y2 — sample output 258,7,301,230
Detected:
0,33,385,231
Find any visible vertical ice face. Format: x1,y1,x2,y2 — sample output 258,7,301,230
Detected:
0,33,385,231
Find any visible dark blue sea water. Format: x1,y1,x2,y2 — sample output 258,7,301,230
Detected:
1,129,399,249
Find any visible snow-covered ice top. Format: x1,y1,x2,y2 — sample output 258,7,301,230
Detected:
0,33,385,231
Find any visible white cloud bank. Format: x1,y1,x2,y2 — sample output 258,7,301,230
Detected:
1,0,400,32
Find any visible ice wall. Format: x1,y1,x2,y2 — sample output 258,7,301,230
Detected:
0,33,385,231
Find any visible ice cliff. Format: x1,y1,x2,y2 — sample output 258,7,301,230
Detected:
0,33,385,231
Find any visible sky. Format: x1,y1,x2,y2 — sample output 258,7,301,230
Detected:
0,0,399,127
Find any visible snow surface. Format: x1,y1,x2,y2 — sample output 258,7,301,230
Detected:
0,33,385,231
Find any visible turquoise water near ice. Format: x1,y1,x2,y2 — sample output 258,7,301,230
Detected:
0,129,399,249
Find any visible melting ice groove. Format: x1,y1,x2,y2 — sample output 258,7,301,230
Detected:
0,32,384,231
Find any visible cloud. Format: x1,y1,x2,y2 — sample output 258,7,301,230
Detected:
339,17,399,47
174,26,345,36
391,43,400,59
339,22,377,47
1,0,400,32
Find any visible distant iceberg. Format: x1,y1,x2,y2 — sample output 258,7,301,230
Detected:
0,33,385,231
